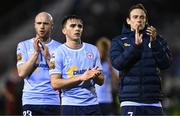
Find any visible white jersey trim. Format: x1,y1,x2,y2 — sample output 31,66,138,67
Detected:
120,101,162,107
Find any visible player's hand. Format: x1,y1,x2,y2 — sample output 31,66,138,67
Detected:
91,66,101,78
146,26,157,42
91,66,104,85
39,41,50,61
80,68,93,81
33,36,40,53
135,25,143,45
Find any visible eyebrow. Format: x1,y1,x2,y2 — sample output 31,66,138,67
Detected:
70,24,83,27
36,21,50,24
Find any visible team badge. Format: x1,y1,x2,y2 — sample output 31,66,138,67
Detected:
86,52,94,59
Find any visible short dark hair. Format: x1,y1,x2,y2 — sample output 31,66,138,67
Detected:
61,15,83,29
127,3,148,22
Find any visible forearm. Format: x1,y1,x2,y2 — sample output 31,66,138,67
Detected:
110,38,142,71
151,37,172,69
51,75,82,90
111,45,141,71
17,52,38,79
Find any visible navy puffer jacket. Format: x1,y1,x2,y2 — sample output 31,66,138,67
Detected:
110,25,172,103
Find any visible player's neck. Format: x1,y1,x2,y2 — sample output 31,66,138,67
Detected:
41,37,51,44
65,39,82,49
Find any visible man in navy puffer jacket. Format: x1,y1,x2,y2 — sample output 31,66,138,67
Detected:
110,3,172,116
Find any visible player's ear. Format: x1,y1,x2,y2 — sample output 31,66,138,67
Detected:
51,22,54,30
126,18,130,25
62,28,66,34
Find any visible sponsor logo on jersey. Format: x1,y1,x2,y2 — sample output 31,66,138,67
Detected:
67,66,86,78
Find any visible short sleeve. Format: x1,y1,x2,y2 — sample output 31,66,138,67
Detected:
49,48,62,75
16,42,27,66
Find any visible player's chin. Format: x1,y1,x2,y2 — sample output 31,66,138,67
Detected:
73,36,81,40
38,33,46,38
140,25,146,30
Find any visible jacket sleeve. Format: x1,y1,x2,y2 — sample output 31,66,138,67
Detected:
151,35,172,70
109,37,142,72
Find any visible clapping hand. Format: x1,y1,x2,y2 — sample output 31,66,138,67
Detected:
146,26,157,42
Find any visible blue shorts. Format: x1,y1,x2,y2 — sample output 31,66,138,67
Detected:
99,103,114,115
121,106,164,116
22,105,60,116
61,105,102,115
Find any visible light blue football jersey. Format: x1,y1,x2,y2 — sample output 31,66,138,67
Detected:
49,42,103,106
16,38,61,105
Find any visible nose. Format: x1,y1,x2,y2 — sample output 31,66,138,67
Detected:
137,20,141,24
137,19,142,25
75,25,80,29
40,24,45,29
75,26,81,32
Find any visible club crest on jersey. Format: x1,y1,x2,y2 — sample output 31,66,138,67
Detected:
86,52,94,59
17,53,22,61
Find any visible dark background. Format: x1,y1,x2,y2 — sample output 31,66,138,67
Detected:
0,0,180,115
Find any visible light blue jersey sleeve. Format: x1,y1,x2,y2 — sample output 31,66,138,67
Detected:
49,46,62,75
16,42,28,66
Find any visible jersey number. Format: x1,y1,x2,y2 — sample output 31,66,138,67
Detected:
128,111,133,116
23,110,32,116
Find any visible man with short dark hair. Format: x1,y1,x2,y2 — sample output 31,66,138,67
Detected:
110,3,172,115
50,15,104,115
